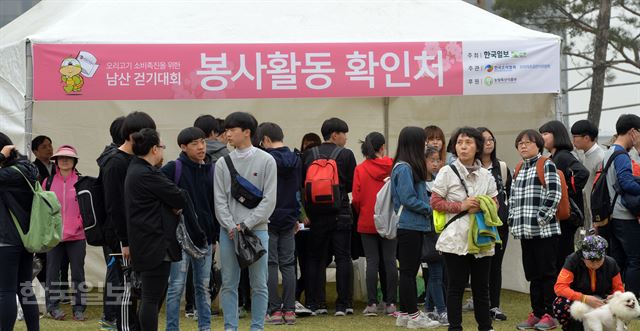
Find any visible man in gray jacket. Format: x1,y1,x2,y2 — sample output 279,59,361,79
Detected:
214,112,277,331
571,120,605,230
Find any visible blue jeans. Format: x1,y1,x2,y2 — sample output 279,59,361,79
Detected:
611,219,640,297
219,229,268,331
166,245,212,331
425,261,446,313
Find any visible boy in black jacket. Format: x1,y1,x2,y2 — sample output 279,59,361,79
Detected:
161,127,216,331
301,117,357,316
257,122,302,325
100,111,156,331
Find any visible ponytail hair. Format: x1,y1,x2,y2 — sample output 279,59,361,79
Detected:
131,128,160,156
360,131,385,159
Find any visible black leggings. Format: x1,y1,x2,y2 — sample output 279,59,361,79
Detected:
443,253,493,331
0,246,39,331
138,262,170,331
489,225,509,308
397,229,422,315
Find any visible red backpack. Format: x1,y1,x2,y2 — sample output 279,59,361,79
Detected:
304,147,343,213
514,156,571,221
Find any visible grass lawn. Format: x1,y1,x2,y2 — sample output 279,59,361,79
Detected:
15,289,640,330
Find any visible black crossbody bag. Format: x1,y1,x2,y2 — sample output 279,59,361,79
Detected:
441,165,469,232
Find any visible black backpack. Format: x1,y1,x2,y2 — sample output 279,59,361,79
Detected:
591,150,626,228
74,175,106,246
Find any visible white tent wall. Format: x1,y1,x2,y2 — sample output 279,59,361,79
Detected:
0,41,27,151
31,93,553,296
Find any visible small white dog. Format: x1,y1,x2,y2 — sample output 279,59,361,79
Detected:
570,291,640,331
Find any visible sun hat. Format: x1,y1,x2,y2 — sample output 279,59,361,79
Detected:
579,235,608,260
51,144,79,159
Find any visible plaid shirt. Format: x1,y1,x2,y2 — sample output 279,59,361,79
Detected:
508,155,562,239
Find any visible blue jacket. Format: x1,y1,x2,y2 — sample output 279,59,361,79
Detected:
161,152,217,244
391,162,432,232
267,147,302,231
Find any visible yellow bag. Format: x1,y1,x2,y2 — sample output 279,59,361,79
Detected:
433,209,468,234
433,210,447,233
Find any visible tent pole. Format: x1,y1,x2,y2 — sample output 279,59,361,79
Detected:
24,39,34,159
383,97,390,145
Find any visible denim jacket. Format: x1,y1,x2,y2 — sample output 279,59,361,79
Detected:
391,162,432,232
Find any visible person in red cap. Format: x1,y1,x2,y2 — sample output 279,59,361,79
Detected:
43,144,87,321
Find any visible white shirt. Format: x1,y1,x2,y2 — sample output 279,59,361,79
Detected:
432,159,498,257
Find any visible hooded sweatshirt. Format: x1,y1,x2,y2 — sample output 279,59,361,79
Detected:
99,148,133,247
46,168,85,241
206,140,229,163
96,143,118,167
95,143,120,249
352,157,393,234
266,146,302,231
161,152,217,244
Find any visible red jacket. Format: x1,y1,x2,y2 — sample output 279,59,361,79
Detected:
352,157,393,234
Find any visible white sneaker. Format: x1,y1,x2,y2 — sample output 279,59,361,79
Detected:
395,313,410,327
407,312,440,329
294,301,313,316
315,308,328,315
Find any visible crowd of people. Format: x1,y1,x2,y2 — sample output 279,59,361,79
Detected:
0,111,639,331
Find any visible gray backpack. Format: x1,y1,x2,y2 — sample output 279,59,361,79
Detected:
373,162,404,239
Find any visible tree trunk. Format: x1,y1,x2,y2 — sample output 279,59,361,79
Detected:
587,0,612,128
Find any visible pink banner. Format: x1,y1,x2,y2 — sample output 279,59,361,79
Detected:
33,43,463,101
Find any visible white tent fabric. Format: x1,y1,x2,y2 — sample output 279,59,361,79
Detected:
0,0,562,296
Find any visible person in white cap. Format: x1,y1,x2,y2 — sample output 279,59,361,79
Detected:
43,144,87,321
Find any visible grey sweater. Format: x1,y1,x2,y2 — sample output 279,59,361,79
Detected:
214,146,277,232
577,143,605,226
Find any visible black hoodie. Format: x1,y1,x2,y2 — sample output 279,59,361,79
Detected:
98,146,133,247
161,152,218,244
267,146,302,231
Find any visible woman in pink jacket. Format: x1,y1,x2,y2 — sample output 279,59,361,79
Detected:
44,145,87,321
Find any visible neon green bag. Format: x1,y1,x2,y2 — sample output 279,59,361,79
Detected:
9,166,62,253
433,210,447,233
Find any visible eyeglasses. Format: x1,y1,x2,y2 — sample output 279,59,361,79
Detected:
517,141,535,148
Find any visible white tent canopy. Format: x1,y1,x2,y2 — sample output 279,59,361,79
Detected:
0,0,562,295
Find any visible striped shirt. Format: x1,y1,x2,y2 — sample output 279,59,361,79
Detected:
508,154,562,239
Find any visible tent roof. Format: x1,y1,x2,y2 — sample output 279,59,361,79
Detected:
1,0,559,45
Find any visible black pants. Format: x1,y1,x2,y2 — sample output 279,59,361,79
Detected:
443,253,493,331
185,265,195,312
489,225,509,309
0,246,39,331
102,245,122,323
45,240,86,313
138,262,170,331
556,222,578,273
295,229,312,302
120,256,140,331
361,234,397,305
306,223,353,311
397,229,422,315
238,269,251,310
521,236,559,318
